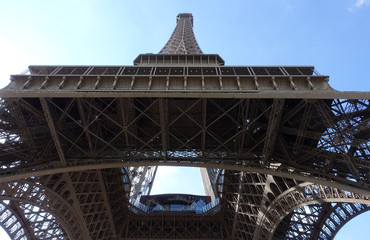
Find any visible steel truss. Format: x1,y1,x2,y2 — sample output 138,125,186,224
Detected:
0,95,368,239
0,13,369,240
278,202,370,239
0,97,368,191
222,172,370,240
159,13,203,54
121,215,226,239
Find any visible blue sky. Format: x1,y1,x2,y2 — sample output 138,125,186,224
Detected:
0,0,369,239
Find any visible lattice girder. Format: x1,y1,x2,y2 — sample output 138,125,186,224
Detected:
121,215,226,239
0,178,86,239
256,182,370,239
223,171,268,239
1,12,369,240
0,201,31,240
69,170,117,239
315,202,370,239
0,98,368,195
219,171,370,240
272,202,370,240
159,13,203,54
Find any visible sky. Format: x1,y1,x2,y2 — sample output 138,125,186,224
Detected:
0,0,369,239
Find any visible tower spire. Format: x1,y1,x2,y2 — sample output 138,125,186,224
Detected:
159,13,203,54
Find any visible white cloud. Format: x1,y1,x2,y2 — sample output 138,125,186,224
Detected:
349,0,370,11
355,0,370,7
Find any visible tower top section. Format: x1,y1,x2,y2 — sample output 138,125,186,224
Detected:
177,13,193,25
159,13,203,54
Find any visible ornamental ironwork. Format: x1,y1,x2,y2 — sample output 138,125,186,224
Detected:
0,13,369,240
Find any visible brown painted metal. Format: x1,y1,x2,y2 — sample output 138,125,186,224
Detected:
0,13,369,240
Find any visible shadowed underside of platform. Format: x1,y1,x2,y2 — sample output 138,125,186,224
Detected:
0,13,369,240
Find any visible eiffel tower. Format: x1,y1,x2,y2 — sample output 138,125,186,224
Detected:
0,13,369,240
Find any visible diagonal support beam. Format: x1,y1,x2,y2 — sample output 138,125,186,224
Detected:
159,98,169,160
63,172,92,240
308,203,332,240
239,99,250,156
118,98,134,149
315,100,361,180
48,98,126,155
201,99,207,152
76,99,95,157
40,98,66,166
261,99,285,165
96,170,118,238
231,171,244,239
9,101,38,159
18,98,45,120
293,101,314,156
8,201,37,239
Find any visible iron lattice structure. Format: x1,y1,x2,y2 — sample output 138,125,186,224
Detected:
0,13,369,240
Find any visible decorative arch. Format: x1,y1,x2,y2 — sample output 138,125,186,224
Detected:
321,203,369,239
270,202,369,239
0,201,29,240
256,182,370,240
0,179,86,240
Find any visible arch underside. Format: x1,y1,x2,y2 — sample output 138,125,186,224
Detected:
0,171,368,240
0,98,368,192
0,8,369,238
0,170,132,240
276,202,370,239
0,200,68,240
221,171,370,240
0,97,368,239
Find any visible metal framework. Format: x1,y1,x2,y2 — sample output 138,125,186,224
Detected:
0,13,369,240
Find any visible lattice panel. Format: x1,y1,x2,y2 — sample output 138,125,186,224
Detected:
0,12,369,240
159,13,203,54
315,99,369,182
0,98,54,169
270,202,370,240
317,202,370,239
258,183,370,239
0,180,83,239
0,98,368,196
101,169,130,235
284,204,322,239
122,216,225,239
20,203,67,239
0,202,27,240
69,170,116,239
223,171,267,240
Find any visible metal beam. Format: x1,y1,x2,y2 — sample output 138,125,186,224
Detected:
9,101,38,159
231,171,245,239
62,172,93,240
40,98,66,166
201,99,207,152
261,99,284,164
96,170,118,238
76,98,94,157
159,98,168,160
0,158,369,197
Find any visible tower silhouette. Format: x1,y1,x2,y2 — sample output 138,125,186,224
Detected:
0,13,369,240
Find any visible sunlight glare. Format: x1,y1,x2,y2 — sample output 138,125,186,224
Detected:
0,227,10,240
